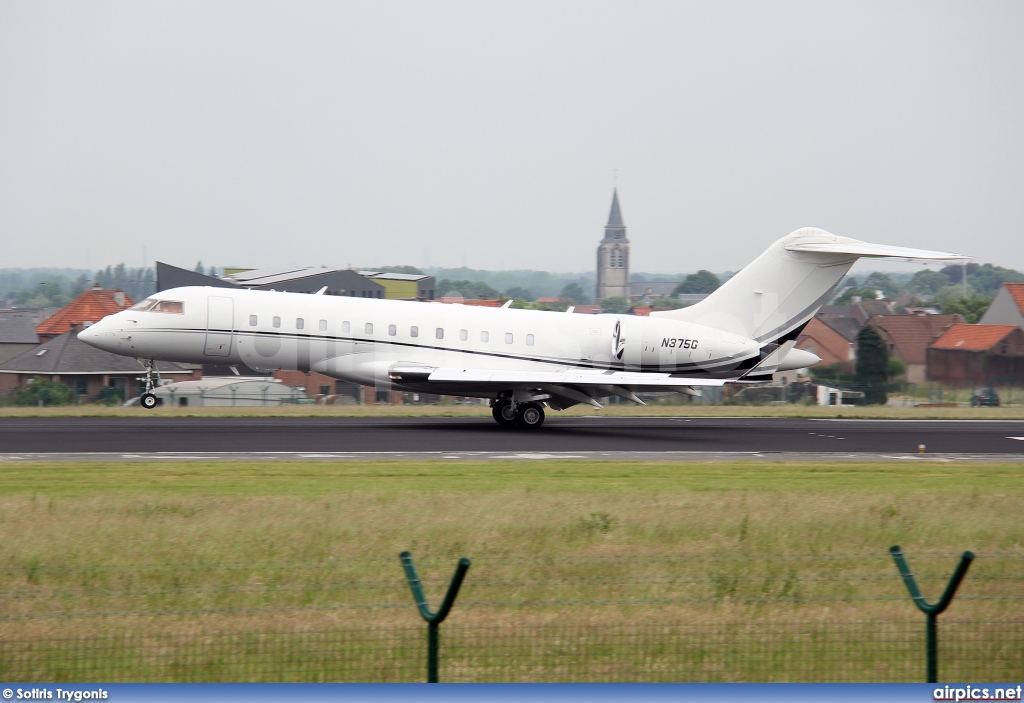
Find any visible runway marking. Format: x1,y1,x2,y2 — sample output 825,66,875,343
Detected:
1009,437,1024,441
490,453,586,460
810,418,1024,423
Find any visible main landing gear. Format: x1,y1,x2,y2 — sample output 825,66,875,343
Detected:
138,359,161,410
491,399,545,429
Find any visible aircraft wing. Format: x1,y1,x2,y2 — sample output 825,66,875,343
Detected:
424,367,727,387
387,363,728,409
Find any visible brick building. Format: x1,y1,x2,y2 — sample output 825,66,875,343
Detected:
926,324,1024,386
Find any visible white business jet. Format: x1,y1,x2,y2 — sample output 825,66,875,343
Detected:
78,228,965,427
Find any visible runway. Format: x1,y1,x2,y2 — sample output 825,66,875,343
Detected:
0,416,1022,459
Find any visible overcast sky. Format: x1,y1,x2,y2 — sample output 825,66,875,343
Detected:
2,1,1022,275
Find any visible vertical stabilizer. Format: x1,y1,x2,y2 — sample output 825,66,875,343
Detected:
651,228,967,344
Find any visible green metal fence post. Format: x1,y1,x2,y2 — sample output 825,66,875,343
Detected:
889,545,974,683
399,551,471,683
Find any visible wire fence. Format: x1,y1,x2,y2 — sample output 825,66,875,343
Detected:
1,553,1021,682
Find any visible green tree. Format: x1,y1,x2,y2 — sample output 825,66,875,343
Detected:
504,286,534,302
862,272,900,298
939,295,992,324
10,378,75,406
966,263,1024,297
855,326,889,405
833,288,878,305
599,297,630,314
906,269,952,296
559,282,591,304
96,385,125,406
437,279,499,300
933,284,977,307
672,270,720,296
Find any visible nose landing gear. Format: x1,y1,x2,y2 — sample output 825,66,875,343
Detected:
491,398,545,429
137,359,161,410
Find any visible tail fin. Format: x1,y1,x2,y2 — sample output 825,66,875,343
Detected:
651,228,967,344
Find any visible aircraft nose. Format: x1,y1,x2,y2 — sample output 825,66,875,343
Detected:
77,321,118,352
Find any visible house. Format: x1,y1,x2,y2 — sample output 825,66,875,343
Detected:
926,324,1024,386
35,284,133,343
818,299,894,325
0,312,40,364
0,330,199,402
794,317,860,366
979,282,1024,330
866,313,963,383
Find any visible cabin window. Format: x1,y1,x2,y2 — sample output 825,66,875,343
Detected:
526,334,534,346
436,328,444,340
365,323,373,334
319,319,327,331
296,318,304,330
342,321,351,333
388,324,397,336
410,326,419,338
459,329,468,341
505,333,513,344
480,331,489,343
249,315,258,326
150,300,184,314
272,316,281,328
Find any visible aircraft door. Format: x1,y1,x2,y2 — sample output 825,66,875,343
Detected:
205,296,234,357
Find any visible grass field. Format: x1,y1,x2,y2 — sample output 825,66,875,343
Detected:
0,459,1021,681
1,404,1022,419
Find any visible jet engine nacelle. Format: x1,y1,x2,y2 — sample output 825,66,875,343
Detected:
612,316,758,372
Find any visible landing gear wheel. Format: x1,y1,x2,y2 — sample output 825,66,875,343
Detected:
492,399,517,427
140,393,158,410
515,402,545,429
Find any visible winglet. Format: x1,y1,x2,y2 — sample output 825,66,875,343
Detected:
315,286,328,295
501,299,513,308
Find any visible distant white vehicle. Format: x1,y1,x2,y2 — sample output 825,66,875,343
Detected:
80,228,966,428
123,377,305,407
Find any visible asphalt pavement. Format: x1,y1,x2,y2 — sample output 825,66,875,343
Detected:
0,416,1022,457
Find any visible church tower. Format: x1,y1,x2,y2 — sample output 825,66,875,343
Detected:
596,188,630,301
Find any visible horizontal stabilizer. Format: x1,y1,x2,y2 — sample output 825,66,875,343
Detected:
785,241,968,261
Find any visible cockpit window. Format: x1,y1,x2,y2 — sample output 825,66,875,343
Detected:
130,299,156,311
150,300,184,314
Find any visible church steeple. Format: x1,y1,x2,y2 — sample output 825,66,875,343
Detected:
601,188,629,243
607,188,624,227
596,188,631,301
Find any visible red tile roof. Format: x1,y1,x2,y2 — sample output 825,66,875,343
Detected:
1006,283,1024,314
36,288,133,339
867,314,962,365
930,324,1017,351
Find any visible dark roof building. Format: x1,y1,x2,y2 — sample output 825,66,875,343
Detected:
0,313,40,364
157,262,435,300
795,318,857,366
0,330,199,401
